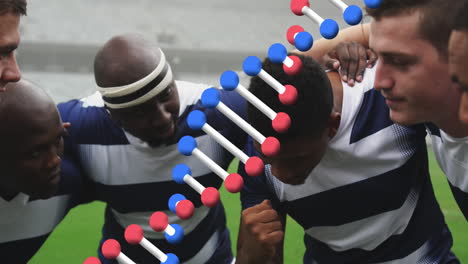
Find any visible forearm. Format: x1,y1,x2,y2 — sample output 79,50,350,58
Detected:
293,23,370,62
236,238,283,264
236,247,283,264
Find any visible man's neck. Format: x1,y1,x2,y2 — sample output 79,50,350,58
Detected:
435,115,468,138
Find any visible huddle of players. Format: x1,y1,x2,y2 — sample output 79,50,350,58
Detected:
1,0,468,263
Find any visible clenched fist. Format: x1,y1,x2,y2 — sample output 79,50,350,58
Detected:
236,200,285,264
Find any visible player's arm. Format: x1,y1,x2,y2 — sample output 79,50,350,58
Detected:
294,23,376,86
58,100,99,205
236,138,285,263
295,23,370,61
236,200,286,264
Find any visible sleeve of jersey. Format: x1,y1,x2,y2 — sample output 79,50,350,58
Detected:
60,157,97,206
218,89,247,120
58,99,89,145
58,100,100,205
57,99,128,146
238,137,282,211
211,89,248,149
58,99,85,166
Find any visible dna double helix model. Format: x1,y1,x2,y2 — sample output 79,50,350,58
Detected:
84,1,382,263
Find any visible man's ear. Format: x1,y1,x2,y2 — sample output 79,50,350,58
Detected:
327,111,341,138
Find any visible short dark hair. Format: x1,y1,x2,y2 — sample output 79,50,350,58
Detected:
365,0,429,18
366,0,462,59
454,0,468,31
247,55,333,142
0,0,27,16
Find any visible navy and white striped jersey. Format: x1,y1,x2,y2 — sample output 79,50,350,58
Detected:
426,124,468,221
58,81,246,264
0,158,85,264
240,68,455,264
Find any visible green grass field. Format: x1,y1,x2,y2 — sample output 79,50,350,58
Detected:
29,150,468,263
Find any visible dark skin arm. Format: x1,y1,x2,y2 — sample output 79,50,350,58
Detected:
322,41,377,86
236,200,286,264
294,23,376,86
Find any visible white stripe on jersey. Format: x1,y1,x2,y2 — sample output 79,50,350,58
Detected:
80,91,104,108
0,194,71,243
176,80,216,117
429,129,468,193
111,206,210,239
304,188,419,252
184,229,219,264
307,239,445,264
377,237,441,264
112,208,220,264
267,125,414,202
79,135,228,185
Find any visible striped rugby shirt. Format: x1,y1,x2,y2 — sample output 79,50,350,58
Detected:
426,124,468,221
240,67,456,264
58,80,246,263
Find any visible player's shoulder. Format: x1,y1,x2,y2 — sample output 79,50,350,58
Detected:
176,80,210,90
58,92,127,145
176,80,211,111
437,129,468,164
176,80,210,99
58,92,108,123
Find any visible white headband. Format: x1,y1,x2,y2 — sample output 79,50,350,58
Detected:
97,48,174,109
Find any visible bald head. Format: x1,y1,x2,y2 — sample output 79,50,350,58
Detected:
94,33,162,88
0,79,58,138
93,34,180,146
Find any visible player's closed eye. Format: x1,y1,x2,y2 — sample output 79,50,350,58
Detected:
382,55,414,70
390,57,410,68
